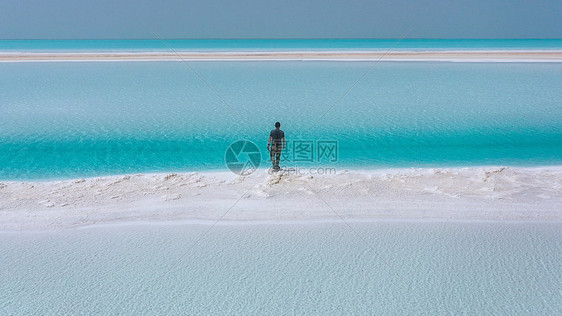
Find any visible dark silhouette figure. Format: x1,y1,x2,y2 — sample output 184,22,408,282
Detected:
267,122,285,170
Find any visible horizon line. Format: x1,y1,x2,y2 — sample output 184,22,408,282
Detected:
2,37,562,41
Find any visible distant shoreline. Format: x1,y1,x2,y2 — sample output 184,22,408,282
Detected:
2,50,562,62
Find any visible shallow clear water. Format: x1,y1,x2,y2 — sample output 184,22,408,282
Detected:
1,61,561,180
1,39,562,52
0,221,560,314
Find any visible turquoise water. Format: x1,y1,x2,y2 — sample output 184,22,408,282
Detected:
1,221,560,314
1,61,561,180
1,39,562,52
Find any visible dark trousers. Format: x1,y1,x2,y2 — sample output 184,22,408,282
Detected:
270,148,281,168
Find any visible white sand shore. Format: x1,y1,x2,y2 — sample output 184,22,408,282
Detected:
1,166,561,230
1,50,562,62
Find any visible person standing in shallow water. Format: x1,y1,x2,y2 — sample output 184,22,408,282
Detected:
267,122,285,170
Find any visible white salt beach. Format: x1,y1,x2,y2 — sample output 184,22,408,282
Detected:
1,220,560,314
1,166,561,230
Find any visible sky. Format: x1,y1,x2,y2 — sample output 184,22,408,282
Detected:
0,0,561,39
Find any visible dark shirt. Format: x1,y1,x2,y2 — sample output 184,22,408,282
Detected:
270,129,284,149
